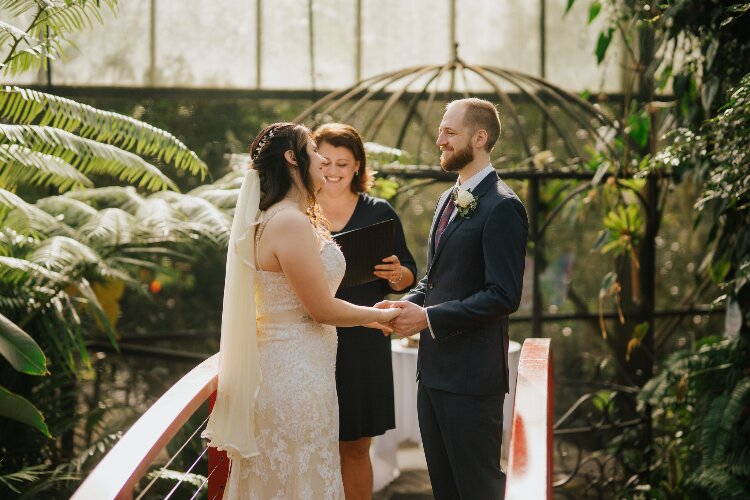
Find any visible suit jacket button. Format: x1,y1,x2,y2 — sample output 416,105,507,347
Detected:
428,282,434,289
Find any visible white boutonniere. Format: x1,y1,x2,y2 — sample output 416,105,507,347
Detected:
451,188,478,219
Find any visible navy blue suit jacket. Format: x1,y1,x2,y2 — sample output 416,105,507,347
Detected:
404,172,528,396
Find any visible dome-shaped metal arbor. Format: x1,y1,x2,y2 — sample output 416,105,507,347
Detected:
294,53,622,174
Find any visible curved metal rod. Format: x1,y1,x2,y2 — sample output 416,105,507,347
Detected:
538,180,592,237
414,60,455,166
394,68,448,150
463,63,532,158
294,70,388,123
366,64,442,141
479,66,581,160
502,68,624,160
302,66,419,125
339,66,427,125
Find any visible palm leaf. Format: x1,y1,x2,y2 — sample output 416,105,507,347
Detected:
62,185,146,213
152,191,232,244
0,311,47,375
0,19,32,48
28,235,107,274
1,188,79,238
35,195,99,228
0,1,119,76
78,207,141,246
0,143,93,191
0,87,207,177
0,255,64,286
0,386,51,437
0,464,49,494
0,124,178,192
188,187,240,209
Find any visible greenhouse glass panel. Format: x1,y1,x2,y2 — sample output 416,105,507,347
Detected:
53,0,151,86
360,0,451,80
154,0,256,88
545,0,622,93
311,0,357,89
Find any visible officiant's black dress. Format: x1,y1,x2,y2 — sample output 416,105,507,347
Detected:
333,194,417,441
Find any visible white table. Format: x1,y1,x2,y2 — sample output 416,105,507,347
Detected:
371,339,522,491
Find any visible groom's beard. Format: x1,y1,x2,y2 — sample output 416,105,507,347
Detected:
440,143,474,172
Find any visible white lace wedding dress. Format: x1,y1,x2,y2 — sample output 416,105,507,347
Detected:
223,210,346,500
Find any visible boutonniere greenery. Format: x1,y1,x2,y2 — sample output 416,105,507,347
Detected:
452,188,478,218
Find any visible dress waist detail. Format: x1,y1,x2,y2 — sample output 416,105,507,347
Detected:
257,307,311,326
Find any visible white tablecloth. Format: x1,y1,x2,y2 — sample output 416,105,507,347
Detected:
371,339,522,491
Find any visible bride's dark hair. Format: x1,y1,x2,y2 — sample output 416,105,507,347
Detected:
250,122,329,233
250,123,315,210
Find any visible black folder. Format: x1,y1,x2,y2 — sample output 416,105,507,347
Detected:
334,219,395,289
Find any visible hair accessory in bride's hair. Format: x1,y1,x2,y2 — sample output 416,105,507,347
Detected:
251,127,276,160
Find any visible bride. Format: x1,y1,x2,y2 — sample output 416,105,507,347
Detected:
202,123,401,499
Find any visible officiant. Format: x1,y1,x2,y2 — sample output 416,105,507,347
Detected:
314,123,416,500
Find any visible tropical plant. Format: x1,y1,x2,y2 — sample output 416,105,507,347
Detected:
0,0,242,495
562,2,750,496
634,336,750,499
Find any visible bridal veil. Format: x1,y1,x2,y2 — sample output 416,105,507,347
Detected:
202,168,262,459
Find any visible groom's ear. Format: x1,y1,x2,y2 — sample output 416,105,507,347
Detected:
473,129,489,150
284,150,298,166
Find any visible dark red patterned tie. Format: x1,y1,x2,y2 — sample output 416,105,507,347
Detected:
435,194,455,247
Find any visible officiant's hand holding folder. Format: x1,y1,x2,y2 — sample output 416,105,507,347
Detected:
333,219,395,289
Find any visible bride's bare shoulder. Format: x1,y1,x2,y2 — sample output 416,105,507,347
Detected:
262,205,311,235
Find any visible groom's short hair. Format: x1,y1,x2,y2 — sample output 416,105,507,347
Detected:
448,98,501,153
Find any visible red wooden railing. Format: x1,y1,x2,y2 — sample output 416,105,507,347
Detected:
505,338,554,500
71,354,223,500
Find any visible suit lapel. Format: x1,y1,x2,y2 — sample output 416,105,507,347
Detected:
430,172,499,269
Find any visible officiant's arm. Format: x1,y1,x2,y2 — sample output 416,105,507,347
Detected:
263,209,400,329
425,198,528,341
374,255,415,292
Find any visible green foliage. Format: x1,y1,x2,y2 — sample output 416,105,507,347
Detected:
568,0,750,126
0,1,225,494
636,338,750,498
0,311,47,375
0,0,119,76
0,87,207,181
650,74,750,309
0,386,50,437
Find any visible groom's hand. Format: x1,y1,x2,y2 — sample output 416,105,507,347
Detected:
390,301,428,337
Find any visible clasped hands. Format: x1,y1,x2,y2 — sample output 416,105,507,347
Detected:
369,300,428,337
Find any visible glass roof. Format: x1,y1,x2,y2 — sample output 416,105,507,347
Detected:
1,0,622,93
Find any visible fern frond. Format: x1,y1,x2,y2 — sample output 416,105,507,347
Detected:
0,256,64,286
0,124,178,191
35,195,98,227
699,394,729,468
725,449,750,477
0,187,72,237
187,187,240,209
79,207,141,247
0,87,207,177
0,144,93,191
0,19,32,47
62,186,146,213
152,191,232,244
686,466,749,499
27,235,105,274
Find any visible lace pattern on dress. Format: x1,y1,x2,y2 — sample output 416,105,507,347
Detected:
223,206,346,499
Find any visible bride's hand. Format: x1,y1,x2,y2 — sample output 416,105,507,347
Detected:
363,306,402,336
380,306,402,323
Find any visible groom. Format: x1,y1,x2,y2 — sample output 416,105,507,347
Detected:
377,98,528,498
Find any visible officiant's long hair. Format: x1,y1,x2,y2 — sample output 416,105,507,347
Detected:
250,122,328,232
